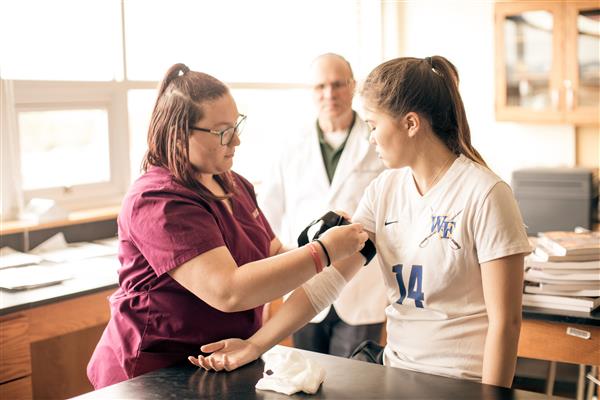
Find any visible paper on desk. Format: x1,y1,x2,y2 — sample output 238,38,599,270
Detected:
93,236,119,250
0,247,43,269
31,232,69,253
0,264,73,290
31,233,117,263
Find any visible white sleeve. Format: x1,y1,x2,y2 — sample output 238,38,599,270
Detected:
352,177,379,234
473,181,532,264
257,154,286,237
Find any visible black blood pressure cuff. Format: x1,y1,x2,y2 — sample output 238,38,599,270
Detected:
297,211,376,266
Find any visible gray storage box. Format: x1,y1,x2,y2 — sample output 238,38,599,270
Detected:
511,167,598,235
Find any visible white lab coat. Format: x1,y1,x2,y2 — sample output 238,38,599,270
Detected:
259,115,388,324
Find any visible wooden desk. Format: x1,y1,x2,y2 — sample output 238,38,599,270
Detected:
72,346,548,400
518,306,599,398
519,306,599,366
0,256,119,399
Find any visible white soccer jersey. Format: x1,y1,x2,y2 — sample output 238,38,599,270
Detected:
353,155,531,381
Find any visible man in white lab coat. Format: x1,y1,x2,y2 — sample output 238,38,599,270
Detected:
259,53,388,357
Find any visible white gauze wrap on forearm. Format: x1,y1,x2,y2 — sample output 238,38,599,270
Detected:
301,267,347,314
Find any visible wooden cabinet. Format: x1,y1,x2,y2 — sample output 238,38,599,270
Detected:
0,377,32,400
0,288,113,399
495,1,600,125
0,315,32,399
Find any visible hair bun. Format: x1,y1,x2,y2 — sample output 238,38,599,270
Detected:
178,64,190,76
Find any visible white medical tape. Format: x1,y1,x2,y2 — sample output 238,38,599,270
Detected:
301,267,347,314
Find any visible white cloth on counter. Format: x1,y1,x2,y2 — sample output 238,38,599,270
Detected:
255,349,325,395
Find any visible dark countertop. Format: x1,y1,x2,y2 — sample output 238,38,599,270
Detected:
71,346,549,400
0,255,119,316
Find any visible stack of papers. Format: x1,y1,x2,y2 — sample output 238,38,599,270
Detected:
0,265,73,290
30,233,117,263
522,293,600,313
524,230,600,312
534,231,600,262
0,247,43,269
0,234,119,291
32,242,117,263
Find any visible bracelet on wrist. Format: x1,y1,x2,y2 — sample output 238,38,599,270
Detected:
313,238,331,267
307,242,324,274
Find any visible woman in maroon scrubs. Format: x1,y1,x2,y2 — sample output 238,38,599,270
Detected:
87,63,367,389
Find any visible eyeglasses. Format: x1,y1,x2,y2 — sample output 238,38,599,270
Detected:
313,79,354,93
192,114,247,145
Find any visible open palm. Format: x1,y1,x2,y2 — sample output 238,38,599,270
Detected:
188,338,262,372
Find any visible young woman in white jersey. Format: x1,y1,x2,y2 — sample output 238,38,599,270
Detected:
188,56,531,388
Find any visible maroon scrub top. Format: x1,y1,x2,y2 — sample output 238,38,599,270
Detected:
87,166,275,389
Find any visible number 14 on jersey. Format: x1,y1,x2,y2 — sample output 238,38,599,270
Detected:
393,264,425,308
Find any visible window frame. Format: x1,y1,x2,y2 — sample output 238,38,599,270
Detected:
4,80,132,215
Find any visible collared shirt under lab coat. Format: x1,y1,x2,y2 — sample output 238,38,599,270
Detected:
259,115,388,324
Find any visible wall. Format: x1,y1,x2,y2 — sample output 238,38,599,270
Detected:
576,126,600,168
399,0,577,183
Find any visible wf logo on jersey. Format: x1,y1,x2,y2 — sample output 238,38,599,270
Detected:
430,215,456,239
419,209,463,250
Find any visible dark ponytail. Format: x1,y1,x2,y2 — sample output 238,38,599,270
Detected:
428,56,486,167
361,56,487,167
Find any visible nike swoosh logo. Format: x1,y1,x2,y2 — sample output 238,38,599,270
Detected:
384,220,399,226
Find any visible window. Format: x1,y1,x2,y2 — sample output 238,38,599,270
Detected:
0,0,389,221
2,80,131,216
123,0,363,82
0,0,122,81
0,0,127,219
18,108,111,190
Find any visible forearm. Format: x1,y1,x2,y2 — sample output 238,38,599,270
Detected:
247,253,364,352
188,285,321,372
189,254,365,372
230,247,324,311
231,227,366,311
276,244,294,255
482,320,521,387
249,287,317,352
172,222,367,312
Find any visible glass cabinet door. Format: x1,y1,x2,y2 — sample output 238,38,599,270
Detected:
504,11,554,109
576,9,599,107
495,2,564,122
566,3,600,124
